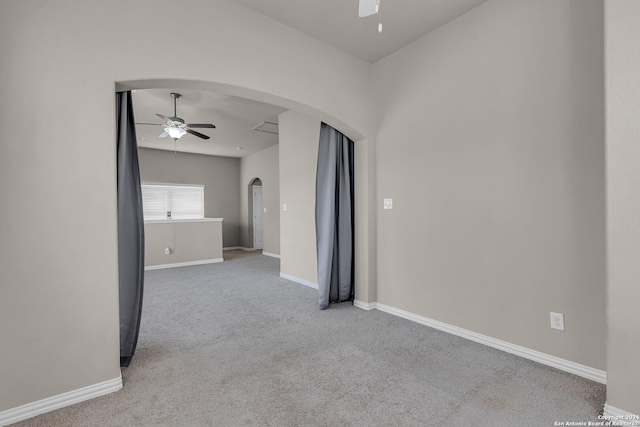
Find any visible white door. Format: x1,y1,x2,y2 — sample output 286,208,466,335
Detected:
253,185,263,249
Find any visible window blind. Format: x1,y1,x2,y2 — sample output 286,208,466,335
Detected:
141,183,204,220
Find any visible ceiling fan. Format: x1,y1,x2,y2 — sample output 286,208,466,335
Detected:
359,0,383,33
137,92,216,141
359,0,379,17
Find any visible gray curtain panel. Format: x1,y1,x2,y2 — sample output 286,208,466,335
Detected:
315,123,355,310
116,91,145,367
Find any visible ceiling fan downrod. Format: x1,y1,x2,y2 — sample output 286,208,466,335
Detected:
170,93,180,118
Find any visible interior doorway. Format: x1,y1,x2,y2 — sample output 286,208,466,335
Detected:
250,178,263,249
117,77,373,312
114,78,373,388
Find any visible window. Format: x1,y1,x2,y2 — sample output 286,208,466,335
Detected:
141,183,204,220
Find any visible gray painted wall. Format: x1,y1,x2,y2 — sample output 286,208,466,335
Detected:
138,148,241,248
605,0,640,414
145,220,223,267
278,110,321,285
373,0,606,370
240,145,281,254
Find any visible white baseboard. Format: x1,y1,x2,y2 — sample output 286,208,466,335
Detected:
353,299,376,311
280,273,318,290
604,403,640,426
354,301,607,385
0,375,122,427
223,247,255,251
144,258,223,271
262,252,280,259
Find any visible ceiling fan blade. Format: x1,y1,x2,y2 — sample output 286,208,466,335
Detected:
136,122,164,126
186,128,210,140
159,131,169,138
156,113,173,123
359,0,379,17
187,123,216,129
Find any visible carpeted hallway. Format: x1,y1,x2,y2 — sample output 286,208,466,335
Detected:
13,252,605,426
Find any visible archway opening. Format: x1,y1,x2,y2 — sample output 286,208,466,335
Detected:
116,78,376,363
248,177,263,250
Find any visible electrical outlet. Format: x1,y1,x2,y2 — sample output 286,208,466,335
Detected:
550,312,565,331
384,198,393,209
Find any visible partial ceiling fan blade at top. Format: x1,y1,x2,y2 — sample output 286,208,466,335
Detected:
186,128,210,140
187,123,216,129
359,0,379,17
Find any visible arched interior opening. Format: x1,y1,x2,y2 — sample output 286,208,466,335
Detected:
118,78,377,347
248,177,263,250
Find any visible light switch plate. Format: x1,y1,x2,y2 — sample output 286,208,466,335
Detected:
264,207,267,213
384,199,393,209
282,203,288,211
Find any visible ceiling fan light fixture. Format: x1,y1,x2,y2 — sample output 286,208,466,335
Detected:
165,127,187,139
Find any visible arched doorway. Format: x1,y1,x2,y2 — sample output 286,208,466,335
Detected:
248,178,263,250
116,78,377,308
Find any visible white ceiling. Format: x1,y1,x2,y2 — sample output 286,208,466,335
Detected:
134,0,487,157
230,0,488,63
